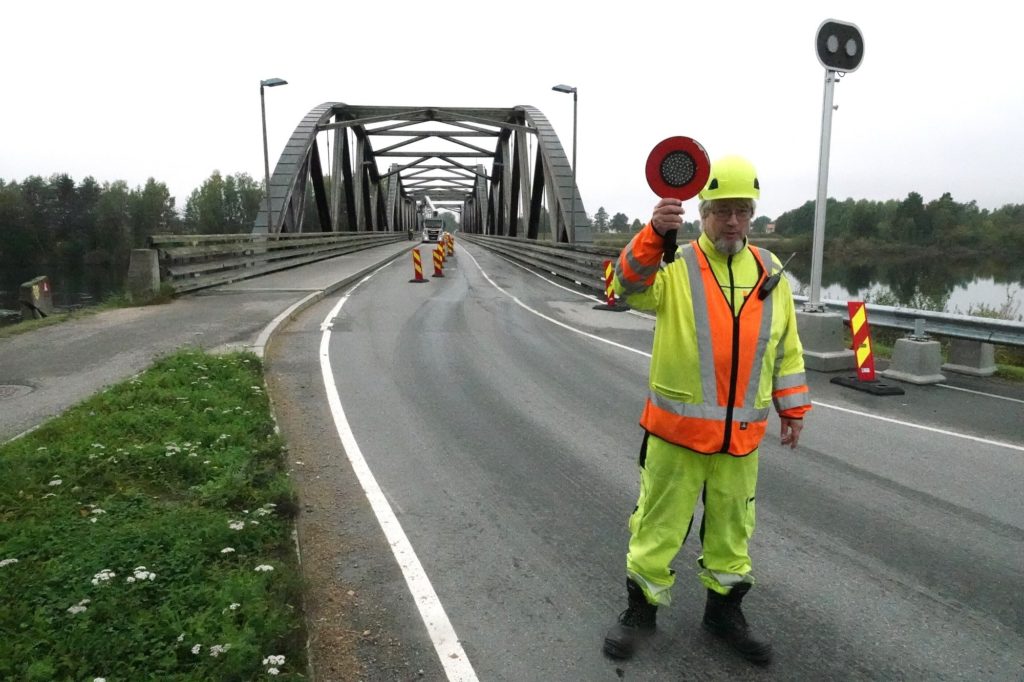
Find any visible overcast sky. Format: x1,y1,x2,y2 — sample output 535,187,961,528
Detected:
3,0,1022,225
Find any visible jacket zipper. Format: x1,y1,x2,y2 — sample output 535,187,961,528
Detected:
722,254,740,453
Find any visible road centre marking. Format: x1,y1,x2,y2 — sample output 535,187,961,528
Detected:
319,264,479,682
463,245,1024,454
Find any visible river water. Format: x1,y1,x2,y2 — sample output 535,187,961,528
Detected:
787,275,1023,318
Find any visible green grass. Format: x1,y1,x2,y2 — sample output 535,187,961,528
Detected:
0,349,306,680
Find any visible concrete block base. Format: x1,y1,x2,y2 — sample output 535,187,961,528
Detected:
127,249,160,301
796,310,855,372
881,338,946,384
942,339,996,377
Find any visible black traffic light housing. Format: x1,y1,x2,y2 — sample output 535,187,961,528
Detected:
815,19,864,72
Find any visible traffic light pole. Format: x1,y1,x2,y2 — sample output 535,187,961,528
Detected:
806,68,838,312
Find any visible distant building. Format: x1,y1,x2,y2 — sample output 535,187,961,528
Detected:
765,222,776,234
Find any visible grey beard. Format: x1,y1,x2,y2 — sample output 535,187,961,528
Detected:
715,236,744,255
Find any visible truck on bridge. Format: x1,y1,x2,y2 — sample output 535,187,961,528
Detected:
420,197,444,243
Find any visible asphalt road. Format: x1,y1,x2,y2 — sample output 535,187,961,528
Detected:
289,240,1024,681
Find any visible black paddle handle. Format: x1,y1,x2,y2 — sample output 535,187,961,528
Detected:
662,228,678,264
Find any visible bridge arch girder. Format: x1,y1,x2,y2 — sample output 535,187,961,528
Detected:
253,103,590,243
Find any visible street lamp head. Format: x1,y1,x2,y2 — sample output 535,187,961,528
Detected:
261,78,288,88
552,84,577,94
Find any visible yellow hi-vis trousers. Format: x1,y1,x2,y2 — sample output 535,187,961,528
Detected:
626,433,759,606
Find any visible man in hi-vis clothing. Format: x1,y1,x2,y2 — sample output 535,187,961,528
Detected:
602,155,811,665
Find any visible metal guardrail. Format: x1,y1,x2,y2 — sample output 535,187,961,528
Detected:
460,233,1024,350
793,296,1024,348
459,234,617,294
149,232,407,294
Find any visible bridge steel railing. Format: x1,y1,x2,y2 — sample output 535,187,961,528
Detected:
459,233,1024,353
147,232,406,294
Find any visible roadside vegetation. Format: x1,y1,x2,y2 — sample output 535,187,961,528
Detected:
0,349,306,680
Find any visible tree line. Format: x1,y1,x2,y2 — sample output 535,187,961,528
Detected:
588,205,774,237
773,192,1024,258
3,170,1022,284
0,171,262,277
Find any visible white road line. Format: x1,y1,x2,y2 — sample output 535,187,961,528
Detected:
460,248,650,358
462,244,1024,453
318,265,479,682
936,382,1024,404
811,400,1024,452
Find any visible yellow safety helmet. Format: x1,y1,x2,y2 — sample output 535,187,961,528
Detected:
699,155,760,201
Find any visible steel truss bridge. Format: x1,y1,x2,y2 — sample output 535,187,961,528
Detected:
253,103,591,243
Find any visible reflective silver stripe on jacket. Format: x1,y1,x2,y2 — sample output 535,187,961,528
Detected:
615,236,661,294
773,372,807,391
744,247,774,410
649,390,771,423
774,389,810,412
682,246,720,406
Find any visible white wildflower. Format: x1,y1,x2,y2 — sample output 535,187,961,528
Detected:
48,478,62,486
1,558,19,568
228,520,245,531
262,655,286,666
209,643,230,657
220,547,235,554
90,508,106,515
254,564,274,573
177,633,185,642
130,566,156,581
267,668,280,676
191,644,202,655
67,604,87,614
94,678,107,682
91,569,116,585
229,602,240,610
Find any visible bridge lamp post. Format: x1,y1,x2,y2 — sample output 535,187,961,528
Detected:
552,84,577,241
260,77,288,232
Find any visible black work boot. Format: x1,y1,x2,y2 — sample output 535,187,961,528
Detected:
702,582,772,664
603,579,658,659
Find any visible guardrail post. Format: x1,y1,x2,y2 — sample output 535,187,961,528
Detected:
795,310,855,372
881,322,946,384
942,339,996,377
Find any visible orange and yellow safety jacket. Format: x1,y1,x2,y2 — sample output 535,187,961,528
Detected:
613,225,811,456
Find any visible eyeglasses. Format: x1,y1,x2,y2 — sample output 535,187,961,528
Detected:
709,206,753,220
